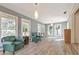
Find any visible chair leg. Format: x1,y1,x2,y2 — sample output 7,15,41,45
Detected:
3,49,5,54
13,52,15,55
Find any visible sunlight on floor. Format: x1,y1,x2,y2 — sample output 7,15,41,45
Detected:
55,39,64,41
47,37,64,42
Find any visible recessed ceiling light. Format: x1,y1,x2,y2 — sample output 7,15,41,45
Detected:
64,11,67,14
33,3,39,6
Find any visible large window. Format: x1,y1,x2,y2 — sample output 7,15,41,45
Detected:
1,17,16,38
47,22,67,38
37,24,41,33
53,23,62,37
47,24,53,36
0,12,17,38
22,19,30,36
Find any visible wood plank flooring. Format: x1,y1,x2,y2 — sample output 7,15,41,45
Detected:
0,39,79,55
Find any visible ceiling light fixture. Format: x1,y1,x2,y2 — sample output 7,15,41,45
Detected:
50,24,53,26
34,3,39,19
34,10,38,19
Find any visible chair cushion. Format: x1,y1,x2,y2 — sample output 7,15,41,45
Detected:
13,42,23,45
9,36,16,42
3,42,13,45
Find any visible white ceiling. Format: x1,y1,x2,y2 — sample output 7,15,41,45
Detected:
0,3,74,24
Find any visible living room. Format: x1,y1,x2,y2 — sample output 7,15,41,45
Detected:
0,3,79,55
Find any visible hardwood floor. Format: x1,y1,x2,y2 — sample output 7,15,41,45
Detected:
0,39,79,55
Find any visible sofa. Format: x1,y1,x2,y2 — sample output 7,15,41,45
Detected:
1,36,24,54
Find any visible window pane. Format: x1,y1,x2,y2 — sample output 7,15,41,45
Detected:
1,17,16,38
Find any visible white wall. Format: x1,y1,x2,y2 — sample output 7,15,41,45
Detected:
68,4,79,43
68,14,75,43
74,10,79,43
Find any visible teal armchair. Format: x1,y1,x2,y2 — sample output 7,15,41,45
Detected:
1,36,24,54
31,32,41,43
